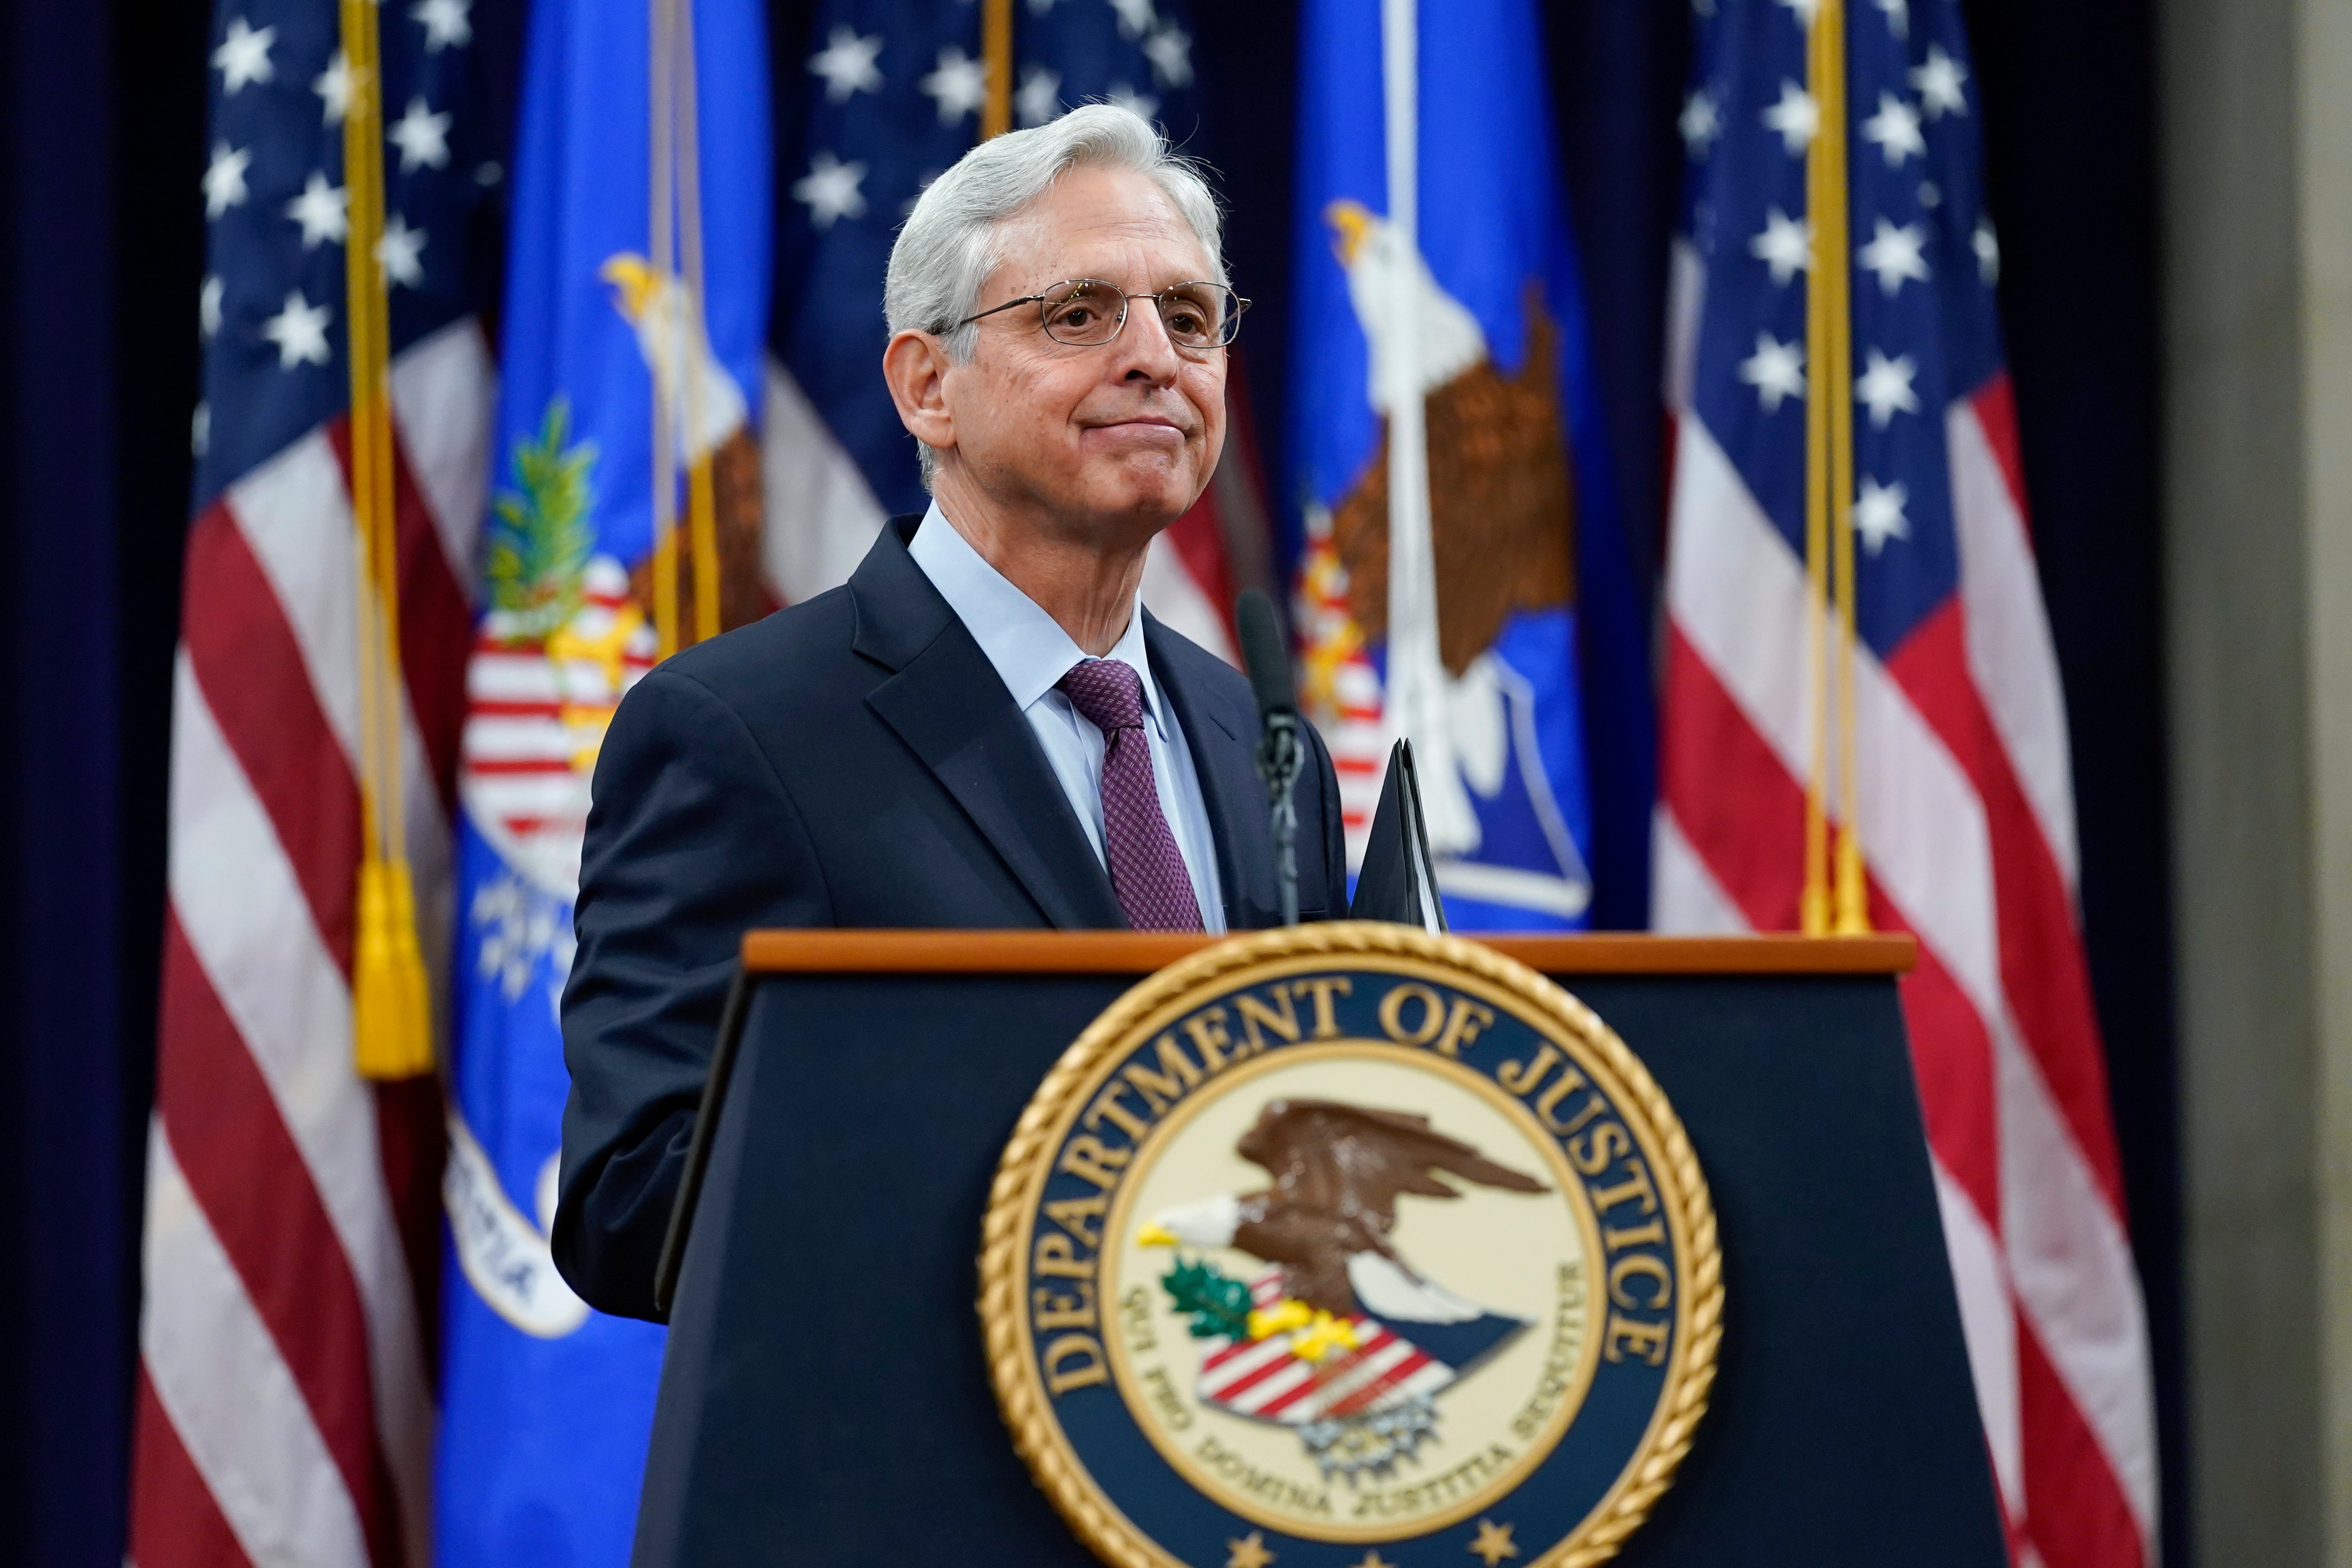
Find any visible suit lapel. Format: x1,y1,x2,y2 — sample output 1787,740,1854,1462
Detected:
852,517,1125,930
1145,613,1281,929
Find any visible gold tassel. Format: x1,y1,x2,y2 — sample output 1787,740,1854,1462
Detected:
353,859,434,1079
343,0,437,1078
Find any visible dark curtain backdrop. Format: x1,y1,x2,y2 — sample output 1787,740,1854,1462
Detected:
4,0,208,1561
0,0,2180,1563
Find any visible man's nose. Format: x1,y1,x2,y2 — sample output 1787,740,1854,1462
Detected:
1113,299,1183,384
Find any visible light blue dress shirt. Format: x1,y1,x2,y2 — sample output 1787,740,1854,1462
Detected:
907,502,1227,932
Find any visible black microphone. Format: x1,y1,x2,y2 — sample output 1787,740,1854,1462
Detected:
1236,589,1303,926
1237,587,1296,720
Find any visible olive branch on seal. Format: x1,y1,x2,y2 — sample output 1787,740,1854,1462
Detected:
1159,1256,1252,1340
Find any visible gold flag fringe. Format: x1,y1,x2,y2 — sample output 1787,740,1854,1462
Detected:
341,0,435,1077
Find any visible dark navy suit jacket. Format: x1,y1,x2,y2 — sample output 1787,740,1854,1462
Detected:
554,514,1349,1320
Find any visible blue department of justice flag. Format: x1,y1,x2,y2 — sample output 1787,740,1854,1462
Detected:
435,0,769,1558
1287,0,1650,931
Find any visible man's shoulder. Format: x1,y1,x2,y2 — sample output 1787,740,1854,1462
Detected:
645,585,866,718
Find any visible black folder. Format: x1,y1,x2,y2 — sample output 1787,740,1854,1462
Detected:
1348,737,1446,930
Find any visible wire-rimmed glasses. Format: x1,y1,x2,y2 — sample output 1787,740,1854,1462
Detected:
955,278,1249,351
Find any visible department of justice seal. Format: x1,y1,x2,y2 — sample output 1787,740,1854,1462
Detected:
981,924,1720,1568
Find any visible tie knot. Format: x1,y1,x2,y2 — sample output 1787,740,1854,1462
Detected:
1058,657,1146,734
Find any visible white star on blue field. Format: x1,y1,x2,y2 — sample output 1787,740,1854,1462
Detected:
194,0,494,501
1681,0,2002,652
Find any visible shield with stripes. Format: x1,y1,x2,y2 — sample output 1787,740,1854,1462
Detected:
1181,1264,1527,1480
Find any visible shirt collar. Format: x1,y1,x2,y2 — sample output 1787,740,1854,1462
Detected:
907,500,1163,723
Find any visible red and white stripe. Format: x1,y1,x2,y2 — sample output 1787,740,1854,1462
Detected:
460,560,655,890
132,320,492,1568
1656,245,2157,1566
1292,503,1389,865
1194,1269,1452,1424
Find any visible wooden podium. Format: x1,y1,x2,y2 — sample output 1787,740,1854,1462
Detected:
632,931,2007,1568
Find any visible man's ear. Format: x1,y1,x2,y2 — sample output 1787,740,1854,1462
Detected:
882,330,955,454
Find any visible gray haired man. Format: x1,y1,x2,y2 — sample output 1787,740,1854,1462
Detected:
554,105,1352,1320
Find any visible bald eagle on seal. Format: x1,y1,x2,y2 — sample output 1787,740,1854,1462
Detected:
1142,1098,1545,1324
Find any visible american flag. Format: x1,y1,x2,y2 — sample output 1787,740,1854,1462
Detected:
132,0,496,1562
1656,1,2157,1563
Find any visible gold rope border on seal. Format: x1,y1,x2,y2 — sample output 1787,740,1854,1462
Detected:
976,922,1725,1568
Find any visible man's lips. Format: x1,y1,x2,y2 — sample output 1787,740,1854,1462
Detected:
1082,416,1191,446
1084,416,1187,434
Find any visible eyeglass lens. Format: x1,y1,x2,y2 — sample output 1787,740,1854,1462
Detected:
1041,280,1239,349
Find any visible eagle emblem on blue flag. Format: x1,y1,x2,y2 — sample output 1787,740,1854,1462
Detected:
1288,0,1642,934
983,925,1720,1568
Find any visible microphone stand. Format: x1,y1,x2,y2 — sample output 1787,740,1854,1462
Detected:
1257,710,1303,927
1236,588,1305,927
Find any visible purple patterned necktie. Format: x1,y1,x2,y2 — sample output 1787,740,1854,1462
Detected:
1057,659,1206,932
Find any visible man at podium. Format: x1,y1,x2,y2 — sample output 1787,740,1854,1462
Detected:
554,106,1350,1321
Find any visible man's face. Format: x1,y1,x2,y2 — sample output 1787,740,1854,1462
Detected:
935,167,1228,545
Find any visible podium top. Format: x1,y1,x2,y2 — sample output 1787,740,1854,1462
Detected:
738,929,1917,976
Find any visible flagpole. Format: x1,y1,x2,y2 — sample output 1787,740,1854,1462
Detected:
1801,0,1866,935
649,0,681,659
1799,0,1834,936
1378,0,1476,857
981,0,1013,140
1816,0,1869,935
674,0,721,646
